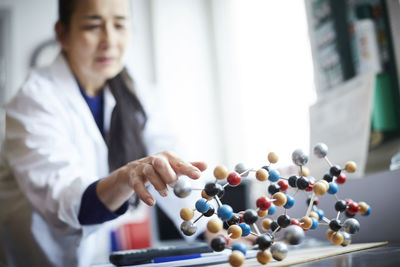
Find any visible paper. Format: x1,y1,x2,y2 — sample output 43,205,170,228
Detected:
308,74,375,178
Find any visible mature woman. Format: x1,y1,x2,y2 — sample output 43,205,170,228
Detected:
0,0,206,266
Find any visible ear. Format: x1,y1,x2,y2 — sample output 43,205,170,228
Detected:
55,21,69,51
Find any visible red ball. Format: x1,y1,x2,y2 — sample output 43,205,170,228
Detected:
290,218,300,226
336,173,347,184
238,211,245,223
227,172,241,186
345,198,354,205
306,180,314,192
347,202,359,214
256,196,272,210
278,180,289,191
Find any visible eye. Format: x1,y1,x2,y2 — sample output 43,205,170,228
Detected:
83,25,101,30
115,23,126,30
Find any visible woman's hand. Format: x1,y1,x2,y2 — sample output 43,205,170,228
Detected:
97,151,207,211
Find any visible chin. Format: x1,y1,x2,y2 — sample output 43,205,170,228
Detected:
97,66,123,80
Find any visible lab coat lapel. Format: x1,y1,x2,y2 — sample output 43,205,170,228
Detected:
49,55,109,169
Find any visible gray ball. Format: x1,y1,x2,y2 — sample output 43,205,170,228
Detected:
313,143,328,158
284,225,305,245
234,163,248,177
270,242,288,261
343,218,360,234
180,221,197,236
173,178,192,198
292,149,309,166
341,231,352,246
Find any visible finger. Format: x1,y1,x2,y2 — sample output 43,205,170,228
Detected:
142,164,169,197
129,170,156,206
151,156,178,185
170,159,202,179
190,161,207,172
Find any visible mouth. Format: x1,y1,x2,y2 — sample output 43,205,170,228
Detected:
95,56,116,64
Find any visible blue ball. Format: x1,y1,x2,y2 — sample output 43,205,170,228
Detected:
268,203,276,215
195,199,210,213
239,223,251,237
363,207,371,216
310,217,319,230
283,195,295,209
232,243,247,255
268,169,280,182
217,204,233,221
327,182,338,194
316,209,324,220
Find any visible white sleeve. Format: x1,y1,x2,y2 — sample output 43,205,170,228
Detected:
5,78,92,231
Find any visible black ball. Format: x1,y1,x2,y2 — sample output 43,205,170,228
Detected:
256,234,272,250
204,183,219,197
335,200,347,212
203,206,215,217
306,196,319,206
210,236,226,252
268,184,280,195
330,165,341,177
288,176,298,188
329,219,342,231
227,214,240,226
323,173,333,183
277,215,291,228
345,211,356,218
216,185,225,198
296,177,309,190
262,165,270,172
243,209,258,225
270,221,280,232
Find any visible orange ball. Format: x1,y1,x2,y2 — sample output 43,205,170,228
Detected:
180,207,194,221
300,216,313,229
256,169,269,181
228,225,242,239
309,211,319,220
201,190,213,201
214,165,228,180
229,251,245,267
345,161,357,173
262,218,273,230
258,209,268,218
272,192,287,207
257,250,272,264
331,232,344,245
268,152,279,164
207,218,223,233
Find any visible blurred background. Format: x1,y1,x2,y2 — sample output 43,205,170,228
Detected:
0,0,399,192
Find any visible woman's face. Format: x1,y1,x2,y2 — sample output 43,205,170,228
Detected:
59,0,131,85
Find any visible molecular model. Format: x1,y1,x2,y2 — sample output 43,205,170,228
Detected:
173,143,371,267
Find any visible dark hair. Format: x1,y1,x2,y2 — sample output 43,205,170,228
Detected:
58,0,75,28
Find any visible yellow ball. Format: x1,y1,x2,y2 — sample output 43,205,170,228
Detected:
258,209,268,218
331,232,344,245
180,207,194,221
257,250,272,264
300,166,310,177
345,161,357,173
227,225,242,239
300,216,313,229
256,169,269,181
261,218,273,231
326,229,334,240
207,218,223,233
268,152,279,164
358,201,369,214
313,181,328,196
214,165,228,180
319,179,330,190
272,192,287,207
309,211,319,220
229,251,245,267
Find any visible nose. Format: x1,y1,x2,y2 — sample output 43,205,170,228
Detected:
99,23,116,49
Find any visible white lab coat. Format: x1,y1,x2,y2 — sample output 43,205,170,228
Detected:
0,55,205,267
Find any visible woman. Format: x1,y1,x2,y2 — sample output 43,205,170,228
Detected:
0,0,207,266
